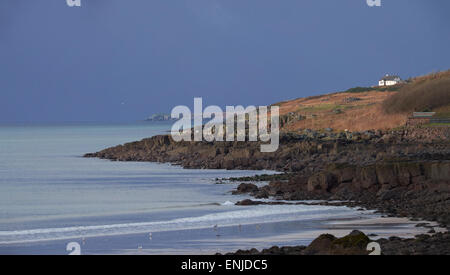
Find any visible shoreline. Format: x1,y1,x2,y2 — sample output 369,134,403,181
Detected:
83,127,450,254
0,208,441,255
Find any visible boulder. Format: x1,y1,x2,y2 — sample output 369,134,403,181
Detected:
302,234,337,255
329,230,371,255
235,199,264,206
303,230,371,255
232,183,259,195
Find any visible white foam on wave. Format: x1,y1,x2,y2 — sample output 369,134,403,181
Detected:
0,204,354,244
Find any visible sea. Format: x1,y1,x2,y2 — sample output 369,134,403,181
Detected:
0,122,433,255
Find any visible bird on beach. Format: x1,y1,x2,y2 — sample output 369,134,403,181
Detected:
149,233,152,240
213,224,218,231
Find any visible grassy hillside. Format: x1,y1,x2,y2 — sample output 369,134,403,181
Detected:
382,70,450,114
275,71,450,132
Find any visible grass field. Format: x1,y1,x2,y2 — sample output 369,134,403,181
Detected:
273,71,450,132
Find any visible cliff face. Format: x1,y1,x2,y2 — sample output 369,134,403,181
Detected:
246,160,450,226
85,127,450,172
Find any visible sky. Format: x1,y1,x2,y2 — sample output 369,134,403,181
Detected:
0,0,449,123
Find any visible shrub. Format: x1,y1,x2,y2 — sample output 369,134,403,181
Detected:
382,71,450,114
343,85,402,94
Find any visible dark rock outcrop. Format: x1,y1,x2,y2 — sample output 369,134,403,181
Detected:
225,231,450,255
378,232,450,255
224,230,371,255
232,183,259,195
239,161,450,227
84,128,450,173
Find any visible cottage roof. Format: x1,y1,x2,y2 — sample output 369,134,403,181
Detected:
380,75,401,81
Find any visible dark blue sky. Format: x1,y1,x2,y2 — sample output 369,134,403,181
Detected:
0,0,449,123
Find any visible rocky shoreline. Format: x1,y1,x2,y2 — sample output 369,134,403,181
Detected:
222,230,450,255
84,127,450,255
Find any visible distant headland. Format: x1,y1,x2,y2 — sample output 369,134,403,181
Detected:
145,113,176,122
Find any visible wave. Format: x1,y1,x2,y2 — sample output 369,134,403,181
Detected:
0,205,352,245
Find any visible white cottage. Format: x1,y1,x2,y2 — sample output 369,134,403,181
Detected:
379,74,402,86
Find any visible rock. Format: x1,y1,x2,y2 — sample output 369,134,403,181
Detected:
302,234,337,255
228,231,377,255
360,166,378,189
430,163,450,181
415,223,430,228
235,199,290,206
302,230,371,255
333,165,356,183
377,187,405,201
376,163,398,185
232,183,259,195
254,189,269,199
235,199,264,206
329,230,371,255
307,172,338,193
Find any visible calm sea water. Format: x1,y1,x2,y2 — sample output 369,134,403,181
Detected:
0,122,428,254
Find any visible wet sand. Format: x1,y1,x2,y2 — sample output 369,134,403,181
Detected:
2,209,442,255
